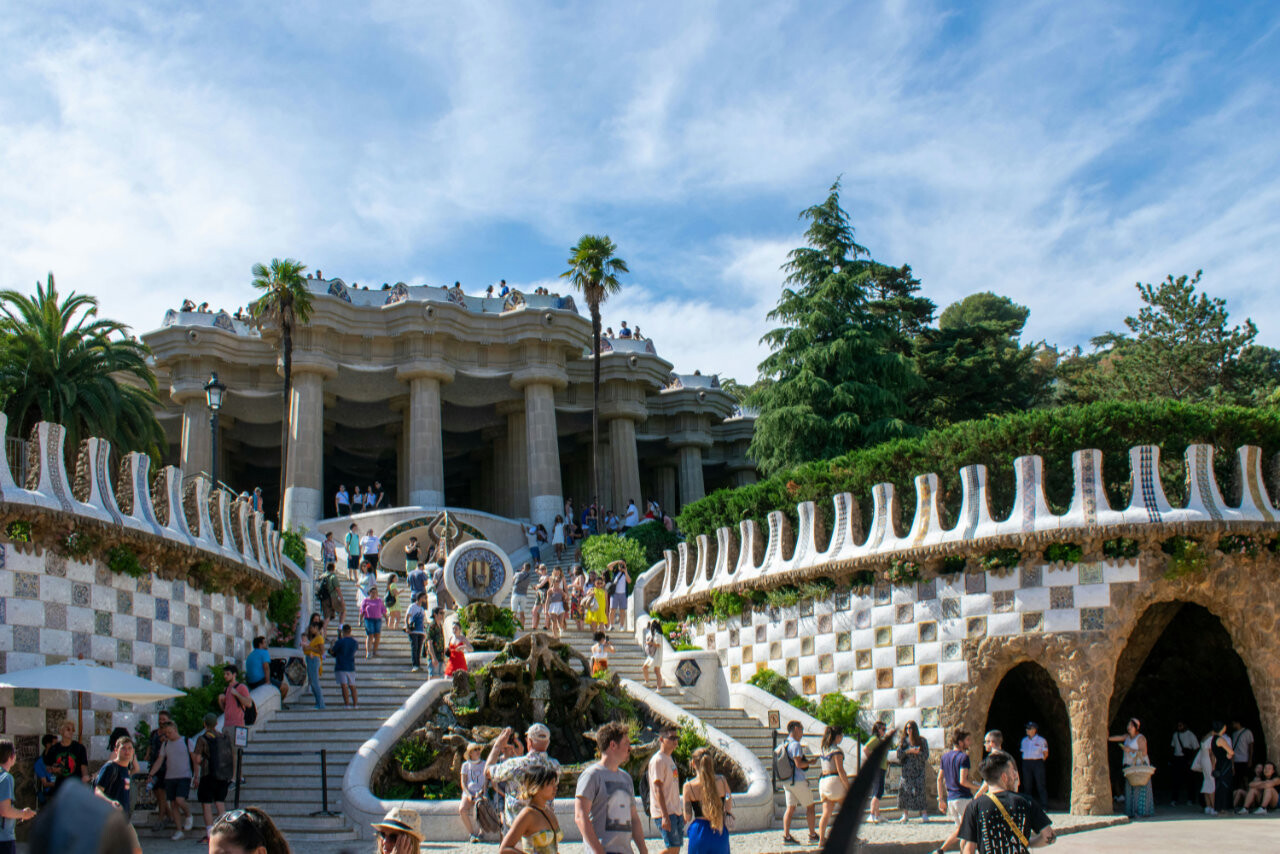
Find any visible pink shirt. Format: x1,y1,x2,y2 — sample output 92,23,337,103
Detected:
360,597,387,620
223,682,251,728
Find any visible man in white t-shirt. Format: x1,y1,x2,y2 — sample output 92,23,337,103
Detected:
608,561,630,631
361,528,380,569
623,500,639,529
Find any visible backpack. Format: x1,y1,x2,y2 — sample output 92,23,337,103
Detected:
244,697,258,726
773,740,796,782
202,730,235,781
318,574,337,600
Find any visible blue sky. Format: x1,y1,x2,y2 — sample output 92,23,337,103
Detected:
2,1,1278,380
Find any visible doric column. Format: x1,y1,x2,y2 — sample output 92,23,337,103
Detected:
658,465,677,516
178,396,213,479
523,381,563,530
676,445,705,508
491,430,510,517
500,401,529,520
397,363,454,509
282,369,327,530
609,417,642,516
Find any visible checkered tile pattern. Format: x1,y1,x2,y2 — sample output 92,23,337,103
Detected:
0,545,269,759
712,559,1140,747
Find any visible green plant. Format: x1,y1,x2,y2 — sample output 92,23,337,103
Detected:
624,520,681,567
5,520,31,542
1042,542,1083,564
457,605,519,639
709,590,747,620
764,585,803,610
420,779,461,800
393,736,439,773
812,693,869,742
61,530,99,559
939,554,968,574
280,527,307,568
1163,536,1208,579
168,675,221,737
1102,537,1141,560
981,548,1021,572
849,570,877,589
580,534,648,590
748,667,801,703
673,716,710,771
379,781,419,801
788,695,817,715
106,544,146,578
886,559,921,586
1217,534,1260,557
266,581,301,646
661,620,700,651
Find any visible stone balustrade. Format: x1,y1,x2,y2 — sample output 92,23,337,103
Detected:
0,415,298,588
653,443,1278,612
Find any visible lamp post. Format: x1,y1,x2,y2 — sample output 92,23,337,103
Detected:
203,372,227,489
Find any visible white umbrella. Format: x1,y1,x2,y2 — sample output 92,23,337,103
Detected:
0,658,184,737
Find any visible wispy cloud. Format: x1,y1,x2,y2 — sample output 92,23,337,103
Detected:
0,0,1275,374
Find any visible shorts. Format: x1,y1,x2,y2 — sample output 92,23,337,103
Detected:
609,592,627,611
658,813,685,847
548,602,565,616
819,775,848,802
782,779,814,808
872,769,886,799
946,796,972,822
347,554,359,570
335,670,356,686
512,593,529,615
164,778,191,800
364,618,383,635
198,775,231,804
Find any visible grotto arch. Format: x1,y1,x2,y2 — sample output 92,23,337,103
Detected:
983,661,1073,808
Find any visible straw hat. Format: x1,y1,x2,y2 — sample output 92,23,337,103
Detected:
371,807,424,842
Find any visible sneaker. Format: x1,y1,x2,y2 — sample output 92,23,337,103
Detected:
1207,808,1218,816
170,831,184,841
411,667,420,672
1256,808,1268,815
183,815,194,831
470,836,482,843
1237,808,1248,815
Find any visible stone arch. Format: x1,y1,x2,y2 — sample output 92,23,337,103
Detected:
983,661,1073,806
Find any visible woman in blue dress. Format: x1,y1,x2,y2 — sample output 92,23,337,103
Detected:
683,748,731,854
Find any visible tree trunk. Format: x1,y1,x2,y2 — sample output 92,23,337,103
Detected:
279,317,292,528
591,303,602,517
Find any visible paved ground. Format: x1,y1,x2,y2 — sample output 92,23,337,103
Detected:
21,805,1280,852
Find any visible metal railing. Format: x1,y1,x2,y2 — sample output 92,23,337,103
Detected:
233,748,340,816
6,436,27,485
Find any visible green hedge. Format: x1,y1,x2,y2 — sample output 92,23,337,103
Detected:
677,401,1280,540
623,521,681,568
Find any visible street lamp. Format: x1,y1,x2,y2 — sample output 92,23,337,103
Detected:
204,372,227,489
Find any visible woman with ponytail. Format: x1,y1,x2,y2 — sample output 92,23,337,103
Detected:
682,748,731,854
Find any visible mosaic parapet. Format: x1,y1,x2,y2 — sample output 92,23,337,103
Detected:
653,443,1280,611
0,415,296,585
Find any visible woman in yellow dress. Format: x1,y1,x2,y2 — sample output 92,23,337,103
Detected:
585,575,608,630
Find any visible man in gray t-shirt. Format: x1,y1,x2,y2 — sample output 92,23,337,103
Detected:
575,721,647,854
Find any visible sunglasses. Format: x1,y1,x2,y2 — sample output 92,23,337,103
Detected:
377,829,405,842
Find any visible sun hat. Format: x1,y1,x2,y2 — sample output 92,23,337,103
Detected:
371,807,424,842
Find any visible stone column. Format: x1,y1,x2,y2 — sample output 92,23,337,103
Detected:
491,431,510,518
523,381,563,531
397,364,454,508
282,369,327,530
501,402,530,520
609,417,642,516
677,444,706,509
732,468,758,488
178,396,213,479
658,465,677,516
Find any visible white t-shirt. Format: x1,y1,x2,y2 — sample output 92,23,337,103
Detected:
624,504,639,526
527,526,539,549
362,535,380,555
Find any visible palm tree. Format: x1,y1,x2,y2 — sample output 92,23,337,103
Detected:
0,273,164,460
561,235,628,511
249,258,313,525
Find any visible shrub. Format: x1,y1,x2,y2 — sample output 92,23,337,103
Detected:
981,548,1021,572
1217,534,1261,557
61,530,99,559
1042,542,1083,564
939,554,968,574
106,545,146,578
886,559,921,586
281,527,308,568
266,581,301,646
661,620,700,651
623,521,681,568
393,735,439,773
1163,536,1207,579
457,605,519,639
673,716,710,772
5,520,32,542
812,693,869,742
709,590,747,620
168,674,221,737
1102,537,1140,560
677,400,1280,541
581,534,648,590
748,667,801,703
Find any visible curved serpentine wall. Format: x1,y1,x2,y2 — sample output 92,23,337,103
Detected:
0,416,299,767
645,444,1280,815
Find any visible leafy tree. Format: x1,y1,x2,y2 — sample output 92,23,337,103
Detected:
250,258,313,524
913,292,1052,426
561,236,629,507
749,181,919,475
623,519,680,567
580,533,647,591
865,262,934,354
0,273,164,459
1062,271,1257,404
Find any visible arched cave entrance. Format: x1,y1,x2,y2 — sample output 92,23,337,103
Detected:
1109,602,1264,802
983,662,1072,808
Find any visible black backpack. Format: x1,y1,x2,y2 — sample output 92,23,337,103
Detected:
202,730,235,781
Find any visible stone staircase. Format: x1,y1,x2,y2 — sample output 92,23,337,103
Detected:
556,629,787,821
230,574,426,843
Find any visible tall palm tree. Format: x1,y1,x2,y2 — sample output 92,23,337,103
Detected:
561,235,628,511
249,258,313,525
0,273,164,460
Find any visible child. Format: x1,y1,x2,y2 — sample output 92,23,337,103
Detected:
460,743,487,843
590,632,615,677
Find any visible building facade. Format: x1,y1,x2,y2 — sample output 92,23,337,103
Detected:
143,278,756,531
